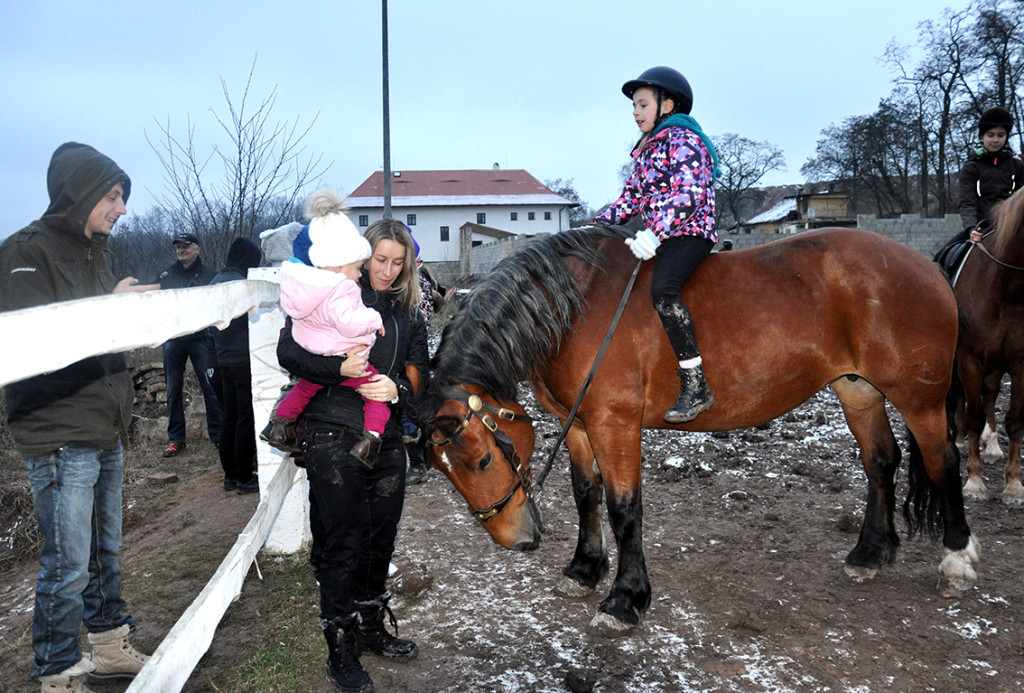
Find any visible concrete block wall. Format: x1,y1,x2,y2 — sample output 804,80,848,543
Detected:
456,214,962,282
720,214,961,257
855,213,961,257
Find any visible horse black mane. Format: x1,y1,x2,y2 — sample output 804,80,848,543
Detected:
430,224,629,404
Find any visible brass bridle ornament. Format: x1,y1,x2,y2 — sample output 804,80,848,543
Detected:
427,387,537,524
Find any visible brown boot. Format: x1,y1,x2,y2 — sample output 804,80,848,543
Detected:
260,417,302,454
87,624,149,681
350,431,381,468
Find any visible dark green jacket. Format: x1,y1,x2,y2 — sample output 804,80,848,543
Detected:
0,142,135,457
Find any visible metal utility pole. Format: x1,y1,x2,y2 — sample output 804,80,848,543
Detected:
382,0,392,218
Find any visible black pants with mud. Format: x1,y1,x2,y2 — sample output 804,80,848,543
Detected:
304,421,406,620
650,235,714,360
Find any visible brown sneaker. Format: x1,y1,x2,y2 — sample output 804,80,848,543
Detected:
162,442,186,458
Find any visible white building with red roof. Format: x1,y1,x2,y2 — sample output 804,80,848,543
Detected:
346,167,576,262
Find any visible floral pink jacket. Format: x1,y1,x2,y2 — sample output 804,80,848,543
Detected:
596,125,717,243
279,259,383,357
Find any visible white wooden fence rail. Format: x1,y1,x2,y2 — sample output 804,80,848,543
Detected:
1,275,311,692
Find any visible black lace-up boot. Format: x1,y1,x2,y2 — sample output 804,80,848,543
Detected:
354,592,418,660
323,615,373,692
665,364,714,423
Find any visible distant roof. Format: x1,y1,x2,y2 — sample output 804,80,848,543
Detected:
745,197,797,225
347,169,575,207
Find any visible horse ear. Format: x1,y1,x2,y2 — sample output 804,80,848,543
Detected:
405,385,441,430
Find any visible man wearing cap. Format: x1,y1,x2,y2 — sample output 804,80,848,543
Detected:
153,232,223,456
0,142,154,691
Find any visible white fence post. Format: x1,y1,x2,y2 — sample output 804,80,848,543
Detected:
248,267,311,552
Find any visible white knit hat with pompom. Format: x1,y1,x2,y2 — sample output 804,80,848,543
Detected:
304,189,371,268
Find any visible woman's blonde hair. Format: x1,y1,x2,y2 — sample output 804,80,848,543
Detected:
363,218,421,309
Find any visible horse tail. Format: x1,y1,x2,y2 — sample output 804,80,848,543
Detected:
901,429,945,540
901,367,961,540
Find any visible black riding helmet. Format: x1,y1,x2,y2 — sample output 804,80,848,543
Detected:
978,106,1013,139
621,66,693,115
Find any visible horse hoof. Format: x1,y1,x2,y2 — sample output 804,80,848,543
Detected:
937,575,975,599
553,576,594,599
587,611,636,638
1000,483,1024,506
937,535,981,598
962,479,988,500
843,564,878,583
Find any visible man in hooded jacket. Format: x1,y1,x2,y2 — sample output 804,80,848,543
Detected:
0,142,154,691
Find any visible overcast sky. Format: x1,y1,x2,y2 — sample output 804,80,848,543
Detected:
2,0,965,239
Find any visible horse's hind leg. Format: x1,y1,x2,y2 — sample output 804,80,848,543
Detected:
1001,374,1024,504
899,401,979,595
831,377,901,581
962,368,999,498
554,425,610,598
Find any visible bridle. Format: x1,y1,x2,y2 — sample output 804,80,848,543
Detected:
427,386,536,523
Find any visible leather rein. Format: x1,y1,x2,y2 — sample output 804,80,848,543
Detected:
427,386,535,523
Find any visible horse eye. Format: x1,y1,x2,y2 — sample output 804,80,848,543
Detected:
478,452,493,471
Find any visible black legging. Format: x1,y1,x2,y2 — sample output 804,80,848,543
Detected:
650,235,714,361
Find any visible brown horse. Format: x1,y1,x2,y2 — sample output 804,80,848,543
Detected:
954,186,1024,504
410,226,980,633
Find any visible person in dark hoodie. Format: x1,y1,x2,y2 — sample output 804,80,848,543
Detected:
936,106,1024,265
0,142,155,692
209,237,264,495
153,232,223,457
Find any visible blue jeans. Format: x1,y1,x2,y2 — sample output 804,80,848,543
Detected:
25,443,133,677
163,334,222,444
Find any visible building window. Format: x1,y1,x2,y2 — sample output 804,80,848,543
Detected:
406,214,417,226
511,212,518,221
358,215,369,227
440,226,449,242
544,211,552,220
528,212,535,221
477,213,486,224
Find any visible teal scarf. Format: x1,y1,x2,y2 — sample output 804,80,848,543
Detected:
651,114,721,182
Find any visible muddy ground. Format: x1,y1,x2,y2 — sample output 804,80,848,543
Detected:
2,386,1024,692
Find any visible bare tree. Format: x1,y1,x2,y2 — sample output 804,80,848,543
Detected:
802,98,921,217
146,58,330,264
544,178,592,226
713,133,786,227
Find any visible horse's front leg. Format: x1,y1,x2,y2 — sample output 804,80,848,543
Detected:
554,425,610,599
586,424,650,635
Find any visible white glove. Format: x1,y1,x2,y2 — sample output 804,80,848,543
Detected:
625,229,661,260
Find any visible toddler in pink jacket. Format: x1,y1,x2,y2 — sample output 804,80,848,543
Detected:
261,190,388,466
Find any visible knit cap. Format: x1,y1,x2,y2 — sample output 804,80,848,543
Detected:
304,189,371,269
